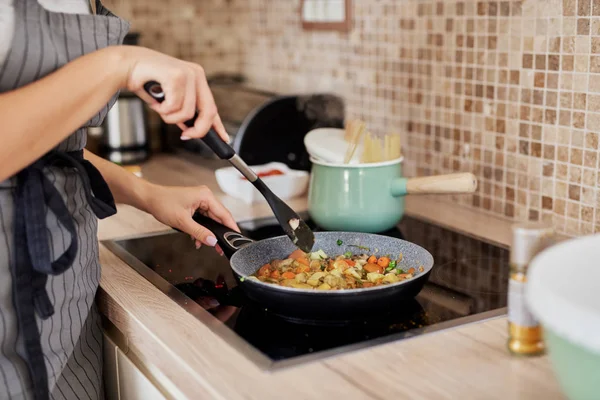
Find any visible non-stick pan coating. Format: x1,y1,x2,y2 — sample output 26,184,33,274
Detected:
230,232,434,319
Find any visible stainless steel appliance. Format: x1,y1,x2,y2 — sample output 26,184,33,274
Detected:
103,215,509,370
99,32,148,165
102,90,149,164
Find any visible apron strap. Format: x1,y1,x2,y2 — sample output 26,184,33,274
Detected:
11,149,117,400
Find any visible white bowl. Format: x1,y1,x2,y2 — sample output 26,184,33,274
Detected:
215,162,309,204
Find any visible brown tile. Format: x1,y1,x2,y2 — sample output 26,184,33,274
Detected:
535,54,546,70
567,201,580,219
579,0,591,15
557,146,570,162
559,110,572,126
554,198,566,215
574,92,587,109
533,90,544,105
582,206,594,222
583,169,597,186
584,150,598,168
586,132,599,149
531,142,542,157
590,75,600,92
548,54,560,70
534,72,545,87
546,91,558,107
532,125,542,140
571,148,584,165
575,55,589,72
555,164,569,180
544,144,556,160
542,196,553,210
588,94,600,111
564,0,576,15
545,109,557,124
543,162,554,176
594,0,600,14
562,55,574,71
561,92,573,108
528,209,539,221
546,73,559,89
504,203,514,217
549,37,562,53
593,38,600,53
522,54,533,68
569,184,582,201
563,37,575,53
532,108,544,123
573,111,586,128
591,56,600,73
578,18,590,34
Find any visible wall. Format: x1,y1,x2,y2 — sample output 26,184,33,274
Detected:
105,0,600,237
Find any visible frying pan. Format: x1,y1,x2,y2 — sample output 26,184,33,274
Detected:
194,213,435,320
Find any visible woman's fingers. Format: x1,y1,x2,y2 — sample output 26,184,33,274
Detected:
161,73,197,125
179,214,218,247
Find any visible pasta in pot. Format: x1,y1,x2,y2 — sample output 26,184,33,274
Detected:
245,249,425,290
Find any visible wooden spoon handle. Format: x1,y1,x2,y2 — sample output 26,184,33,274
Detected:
405,173,478,194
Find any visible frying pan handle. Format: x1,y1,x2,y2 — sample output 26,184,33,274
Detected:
191,212,254,258
143,81,235,159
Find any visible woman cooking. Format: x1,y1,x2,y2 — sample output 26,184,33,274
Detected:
0,0,238,399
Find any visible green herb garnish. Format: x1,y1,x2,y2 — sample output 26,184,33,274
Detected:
385,260,397,272
337,239,343,246
240,277,245,282
344,251,352,258
349,244,371,251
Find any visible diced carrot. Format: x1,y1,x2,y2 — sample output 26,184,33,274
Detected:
345,259,355,267
377,257,391,267
364,263,384,274
288,249,306,260
362,282,374,288
295,265,311,274
367,255,378,264
270,270,281,279
408,267,416,274
282,271,296,279
296,257,310,266
418,266,424,272
257,264,271,277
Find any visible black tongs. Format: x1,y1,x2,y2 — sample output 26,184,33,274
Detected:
143,81,315,252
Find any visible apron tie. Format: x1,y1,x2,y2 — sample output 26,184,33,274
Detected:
11,149,116,400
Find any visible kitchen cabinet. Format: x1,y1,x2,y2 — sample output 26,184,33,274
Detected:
117,348,166,400
103,329,168,400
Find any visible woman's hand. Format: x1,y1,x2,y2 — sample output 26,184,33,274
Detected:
142,183,239,250
118,46,228,142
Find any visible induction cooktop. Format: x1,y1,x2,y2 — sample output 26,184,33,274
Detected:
102,215,509,370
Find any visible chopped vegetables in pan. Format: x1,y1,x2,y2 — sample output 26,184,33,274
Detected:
247,249,425,290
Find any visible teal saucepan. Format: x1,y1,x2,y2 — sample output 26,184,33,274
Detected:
308,157,478,232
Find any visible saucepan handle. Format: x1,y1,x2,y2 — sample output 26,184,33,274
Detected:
190,212,254,258
142,81,235,160
390,173,478,197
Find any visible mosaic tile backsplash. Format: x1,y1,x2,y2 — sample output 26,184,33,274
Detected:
104,0,600,237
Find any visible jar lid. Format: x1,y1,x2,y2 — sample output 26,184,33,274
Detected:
526,234,600,354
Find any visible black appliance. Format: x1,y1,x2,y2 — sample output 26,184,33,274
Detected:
164,74,344,172
103,215,509,370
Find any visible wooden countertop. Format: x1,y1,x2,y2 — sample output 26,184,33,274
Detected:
97,153,565,400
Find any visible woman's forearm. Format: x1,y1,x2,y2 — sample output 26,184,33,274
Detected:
83,149,153,213
0,46,128,181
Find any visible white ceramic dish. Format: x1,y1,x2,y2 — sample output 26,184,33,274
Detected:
303,127,363,164
215,162,309,204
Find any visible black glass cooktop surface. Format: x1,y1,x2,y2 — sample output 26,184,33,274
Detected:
103,215,509,369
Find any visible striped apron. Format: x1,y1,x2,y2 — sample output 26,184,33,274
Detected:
0,1,129,399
